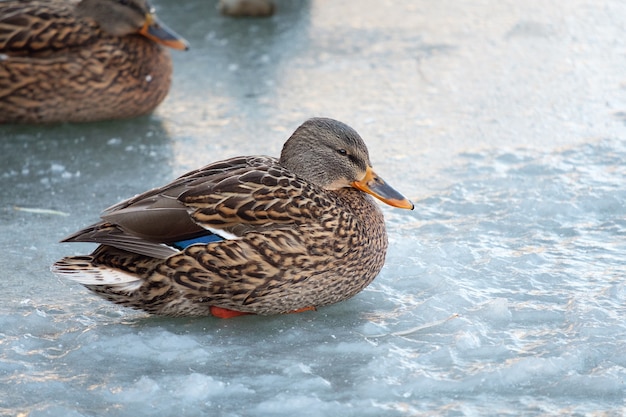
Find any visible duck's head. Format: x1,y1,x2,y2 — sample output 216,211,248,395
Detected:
77,0,189,50
280,118,414,210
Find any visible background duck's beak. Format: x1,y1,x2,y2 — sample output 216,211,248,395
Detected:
351,167,414,210
139,14,189,51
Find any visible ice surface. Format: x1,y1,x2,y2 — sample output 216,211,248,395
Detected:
4,140,625,417
2,0,626,416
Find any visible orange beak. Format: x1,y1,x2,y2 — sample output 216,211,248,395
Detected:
351,167,414,210
139,13,189,51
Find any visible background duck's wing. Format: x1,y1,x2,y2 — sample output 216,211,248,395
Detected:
0,1,95,56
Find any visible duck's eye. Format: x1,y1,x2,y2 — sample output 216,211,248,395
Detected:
337,149,348,156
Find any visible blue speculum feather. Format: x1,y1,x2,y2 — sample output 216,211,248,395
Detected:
172,233,224,250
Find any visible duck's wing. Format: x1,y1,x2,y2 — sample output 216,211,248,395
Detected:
0,1,94,56
179,158,324,231
62,156,322,259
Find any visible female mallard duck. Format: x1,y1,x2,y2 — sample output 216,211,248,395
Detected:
52,118,414,317
0,0,188,124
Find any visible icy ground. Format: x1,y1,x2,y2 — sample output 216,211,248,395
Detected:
1,137,624,416
2,0,626,415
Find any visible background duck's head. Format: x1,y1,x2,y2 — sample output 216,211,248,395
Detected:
280,118,414,210
76,0,189,50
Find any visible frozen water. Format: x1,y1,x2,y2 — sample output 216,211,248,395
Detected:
2,0,626,416
3,139,624,416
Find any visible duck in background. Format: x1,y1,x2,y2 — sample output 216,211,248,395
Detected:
0,0,188,124
218,0,275,17
52,118,414,318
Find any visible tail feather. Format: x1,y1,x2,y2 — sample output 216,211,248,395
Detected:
52,256,142,292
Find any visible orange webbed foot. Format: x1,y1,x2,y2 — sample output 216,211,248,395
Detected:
287,306,317,314
210,306,253,319
210,305,317,318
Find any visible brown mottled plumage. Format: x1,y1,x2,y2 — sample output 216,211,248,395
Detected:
52,118,414,317
0,0,188,124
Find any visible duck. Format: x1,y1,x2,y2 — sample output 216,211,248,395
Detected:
52,118,414,318
218,0,275,17
0,0,188,124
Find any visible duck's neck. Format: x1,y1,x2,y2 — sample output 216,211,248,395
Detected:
333,188,385,224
